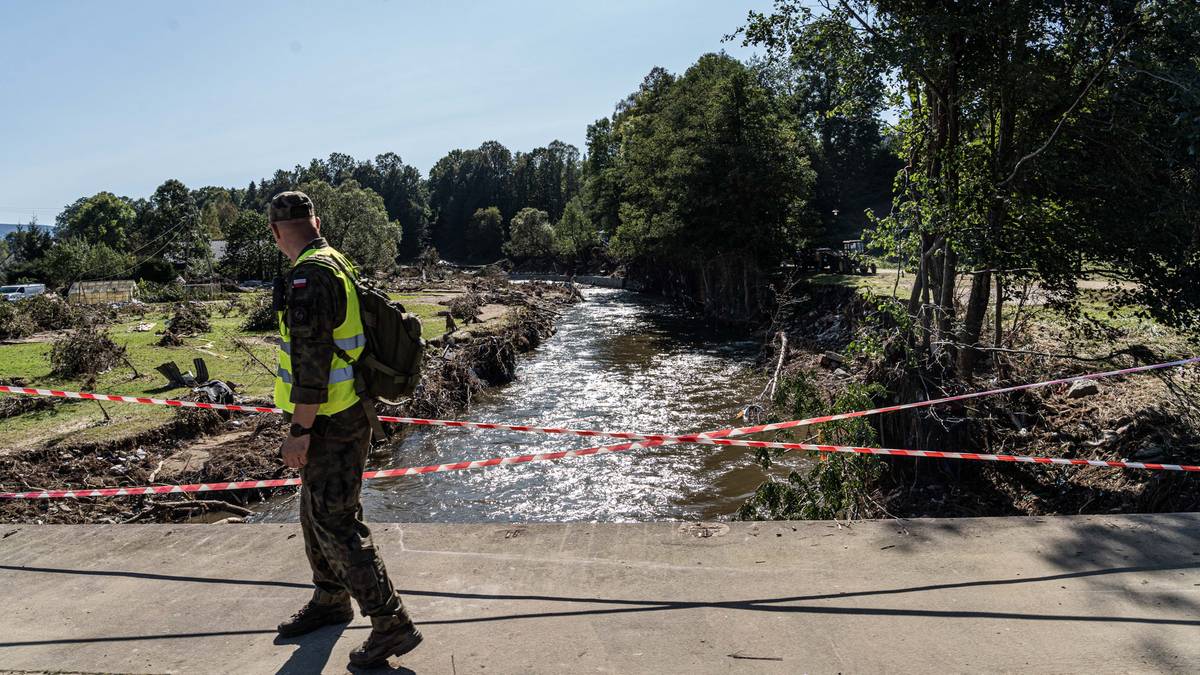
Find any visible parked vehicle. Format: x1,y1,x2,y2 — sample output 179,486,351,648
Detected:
795,241,877,275
0,283,47,301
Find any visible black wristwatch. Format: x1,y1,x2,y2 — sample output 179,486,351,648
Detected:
289,423,312,438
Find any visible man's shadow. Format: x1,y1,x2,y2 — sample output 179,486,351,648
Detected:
273,624,415,675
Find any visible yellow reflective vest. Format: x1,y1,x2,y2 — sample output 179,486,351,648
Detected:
274,246,365,416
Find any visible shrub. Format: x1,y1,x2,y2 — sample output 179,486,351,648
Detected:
736,375,887,521
0,302,36,340
447,291,483,322
240,295,276,331
22,294,81,331
137,281,185,303
134,258,177,284
50,326,127,377
158,302,211,345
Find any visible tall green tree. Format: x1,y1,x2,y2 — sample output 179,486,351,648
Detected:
553,195,600,267
738,0,1200,375
299,180,401,274
465,207,504,263
41,239,135,289
220,210,280,281
427,141,514,259
58,192,136,249
138,179,206,265
512,141,582,222
600,55,817,318
504,208,554,262
1,220,53,282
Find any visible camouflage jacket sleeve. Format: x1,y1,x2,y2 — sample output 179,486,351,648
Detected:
284,262,347,405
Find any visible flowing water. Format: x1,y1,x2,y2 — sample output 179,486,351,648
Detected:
255,287,788,523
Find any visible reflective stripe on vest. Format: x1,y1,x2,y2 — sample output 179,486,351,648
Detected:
279,333,366,356
276,365,356,386
273,245,366,416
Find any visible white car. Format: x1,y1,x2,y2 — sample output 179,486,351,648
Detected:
0,284,46,302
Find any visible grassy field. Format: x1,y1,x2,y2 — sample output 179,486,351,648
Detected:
808,270,1195,359
0,294,450,452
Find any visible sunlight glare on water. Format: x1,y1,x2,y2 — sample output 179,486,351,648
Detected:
256,287,773,523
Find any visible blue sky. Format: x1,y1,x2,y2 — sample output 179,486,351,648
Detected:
0,0,775,225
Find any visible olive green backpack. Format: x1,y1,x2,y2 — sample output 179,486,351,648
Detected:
309,255,426,405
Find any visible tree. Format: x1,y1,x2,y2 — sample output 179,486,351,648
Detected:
428,141,515,260
465,207,504,263
193,187,240,239
512,141,583,222
220,210,280,281
598,56,816,318
299,180,401,274
504,208,554,262
137,179,205,265
56,192,136,250
553,196,599,266
41,239,135,289
356,152,430,260
738,0,1199,375
581,118,623,242
742,11,896,241
2,219,54,282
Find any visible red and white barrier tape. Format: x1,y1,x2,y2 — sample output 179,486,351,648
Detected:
4,435,1196,500
700,356,1200,437
2,356,1197,500
2,356,1196,447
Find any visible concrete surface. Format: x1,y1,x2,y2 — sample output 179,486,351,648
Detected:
1,515,1199,674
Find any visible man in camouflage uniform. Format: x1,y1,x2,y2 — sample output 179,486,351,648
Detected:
267,191,422,667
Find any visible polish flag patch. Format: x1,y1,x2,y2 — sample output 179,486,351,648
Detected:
292,278,308,289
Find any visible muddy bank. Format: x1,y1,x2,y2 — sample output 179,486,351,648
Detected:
0,279,577,524
744,281,1200,520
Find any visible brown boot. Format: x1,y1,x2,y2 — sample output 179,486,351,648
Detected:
277,599,355,637
348,614,423,667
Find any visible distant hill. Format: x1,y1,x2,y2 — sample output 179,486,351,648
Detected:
0,223,52,238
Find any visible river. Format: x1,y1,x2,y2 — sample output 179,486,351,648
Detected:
255,287,785,523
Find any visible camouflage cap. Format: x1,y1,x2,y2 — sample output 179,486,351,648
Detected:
267,191,315,223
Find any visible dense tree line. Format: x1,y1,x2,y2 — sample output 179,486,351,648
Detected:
737,0,1199,374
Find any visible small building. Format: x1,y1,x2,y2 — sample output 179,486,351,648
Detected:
68,280,138,304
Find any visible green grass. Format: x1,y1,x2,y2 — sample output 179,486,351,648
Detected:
388,293,454,340
809,270,1194,360
0,296,452,450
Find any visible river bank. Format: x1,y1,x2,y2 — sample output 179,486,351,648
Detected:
254,286,769,524
0,276,578,524
741,275,1200,520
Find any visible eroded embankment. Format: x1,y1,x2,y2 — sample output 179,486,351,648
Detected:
744,281,1200,520
0,280,577,524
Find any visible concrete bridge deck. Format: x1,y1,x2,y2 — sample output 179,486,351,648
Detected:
1,514,1199,674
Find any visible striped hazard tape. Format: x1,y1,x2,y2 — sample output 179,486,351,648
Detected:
2,356,1196,448
3,435,1196,500
0,356,1197,500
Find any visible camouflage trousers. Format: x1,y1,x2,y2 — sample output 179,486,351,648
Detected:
299,404,410,619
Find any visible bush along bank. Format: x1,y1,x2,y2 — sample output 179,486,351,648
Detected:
738,280,1200,522
0,278,579,525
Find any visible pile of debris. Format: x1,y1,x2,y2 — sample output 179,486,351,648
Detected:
158,302,212,346
49,325,127,378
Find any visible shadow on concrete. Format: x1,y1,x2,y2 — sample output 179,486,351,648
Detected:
0,564,310,589
1032,514,1200,671
3,559,1199,650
